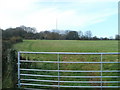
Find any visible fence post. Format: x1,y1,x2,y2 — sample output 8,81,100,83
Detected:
57,53,60,89
18,52,20,88
100,54,103,90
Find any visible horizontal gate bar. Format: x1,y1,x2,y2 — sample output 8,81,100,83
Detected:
20,74,120,78
20,83,120,88
19,51,120,55
21,79,120,83
24,88,44,90
20,69,120,72
20,60,120,63
18,52,120,89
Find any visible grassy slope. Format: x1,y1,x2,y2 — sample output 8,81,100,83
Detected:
14,40,118,52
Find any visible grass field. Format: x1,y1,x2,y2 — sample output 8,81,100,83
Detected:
13,40,119,89
14,40,118,52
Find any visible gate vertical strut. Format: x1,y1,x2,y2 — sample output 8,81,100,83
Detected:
18,52,20,88
58,53,60,89
101,54,103,90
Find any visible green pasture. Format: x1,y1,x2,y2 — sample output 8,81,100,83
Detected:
14,40,118,52
13,40,119,89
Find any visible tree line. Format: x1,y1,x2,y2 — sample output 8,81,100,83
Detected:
2,25,120,41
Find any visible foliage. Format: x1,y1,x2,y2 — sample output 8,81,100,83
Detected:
115,34,120,40
66,31,79,40
2,28,23,89
2,25,118,40
2,49,18,88
10,37,23,44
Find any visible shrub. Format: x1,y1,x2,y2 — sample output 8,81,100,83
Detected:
10,36,23,44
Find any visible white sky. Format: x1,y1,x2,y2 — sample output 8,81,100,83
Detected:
0,0,119,37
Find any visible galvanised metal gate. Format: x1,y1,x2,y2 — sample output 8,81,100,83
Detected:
17,51,120,89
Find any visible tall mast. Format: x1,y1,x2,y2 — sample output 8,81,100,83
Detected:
56,17,58,30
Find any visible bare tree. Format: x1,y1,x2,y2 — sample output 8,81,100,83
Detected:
78,31,83,39
84,30,92,39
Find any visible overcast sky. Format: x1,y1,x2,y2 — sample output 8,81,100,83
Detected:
0,0,119,37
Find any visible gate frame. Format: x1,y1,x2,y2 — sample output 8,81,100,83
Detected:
17,51,120,89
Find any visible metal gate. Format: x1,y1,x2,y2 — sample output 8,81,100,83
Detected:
17,51,120,89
